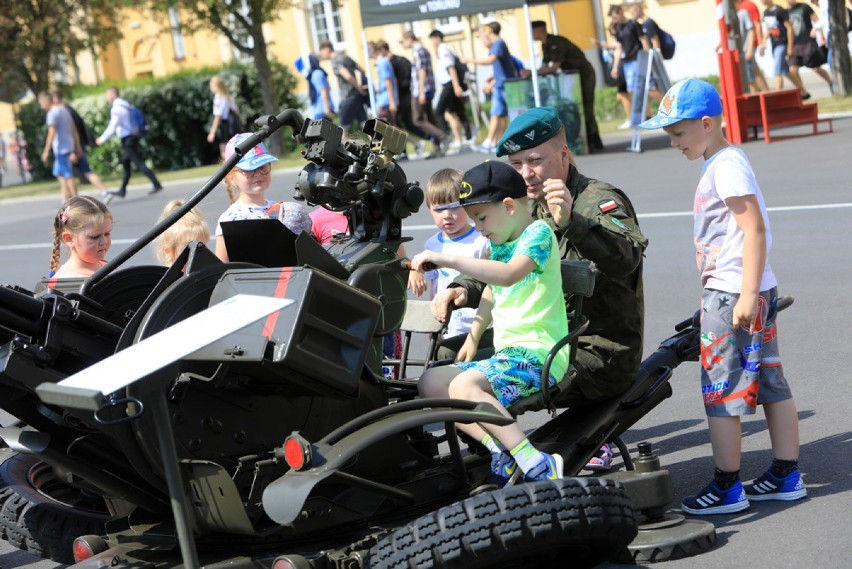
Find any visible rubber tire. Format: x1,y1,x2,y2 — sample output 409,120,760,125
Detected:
0,451,111,564
367,477,638,569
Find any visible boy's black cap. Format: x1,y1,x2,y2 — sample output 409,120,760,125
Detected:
436,161,526,210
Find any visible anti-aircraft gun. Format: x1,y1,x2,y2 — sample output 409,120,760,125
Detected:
0,112,639,568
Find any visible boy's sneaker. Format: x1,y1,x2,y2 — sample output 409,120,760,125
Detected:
473,141,494,154
584,443,613,471
523,453,564,483
745,469,807,502
681,480,750,515
489,452,519,488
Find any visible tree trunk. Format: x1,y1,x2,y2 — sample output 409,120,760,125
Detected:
252,34,284,155
828,0,851,96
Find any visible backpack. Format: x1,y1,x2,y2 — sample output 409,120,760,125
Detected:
452,55,470,90
659,28,676,60
128,104,149,137
389,54,412,94
66,105,94,148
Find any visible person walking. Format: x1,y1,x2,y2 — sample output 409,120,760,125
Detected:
609,5,650,129
318,41,369,133
206,76,242,160
531,20,604,152
50,90,110,196
38,91,80,202
462,22,518,153
95,87,162,203
401,30,448,159
429,29,471,153
294,54,336,121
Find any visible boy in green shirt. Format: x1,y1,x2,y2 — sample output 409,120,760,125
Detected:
410,160,570,485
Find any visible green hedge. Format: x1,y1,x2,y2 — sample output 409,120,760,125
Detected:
19,61,300,182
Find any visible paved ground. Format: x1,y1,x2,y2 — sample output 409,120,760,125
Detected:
0,102,850,567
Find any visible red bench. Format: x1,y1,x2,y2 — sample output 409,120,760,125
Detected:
735,89,833,143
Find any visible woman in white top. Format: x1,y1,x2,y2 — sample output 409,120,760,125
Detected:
206,76,240,159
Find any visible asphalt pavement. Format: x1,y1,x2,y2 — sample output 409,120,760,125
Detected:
1,109,851,568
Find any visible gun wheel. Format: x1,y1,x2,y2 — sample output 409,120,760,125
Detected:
367,477,637,569
0,450,111,564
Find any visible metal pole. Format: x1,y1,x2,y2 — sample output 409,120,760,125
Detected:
524,3,541,107
550,4,559,35
150,391,201,569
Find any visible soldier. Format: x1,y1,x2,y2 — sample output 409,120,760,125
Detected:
531,21,604,152
433,107,647,470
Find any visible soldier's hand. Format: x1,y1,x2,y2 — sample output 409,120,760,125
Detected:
431,287,467,323
542,178,574,228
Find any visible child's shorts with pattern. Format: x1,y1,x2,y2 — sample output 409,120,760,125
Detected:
457,346,558,408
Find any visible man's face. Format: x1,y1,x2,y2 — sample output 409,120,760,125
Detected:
38,96,51,110
401,36,413,49
507,137,570,201
532,28,546,42
319,47,331,60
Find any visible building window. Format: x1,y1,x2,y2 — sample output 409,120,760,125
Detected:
168,8,186,60
308,0,343,48
229,0,255,62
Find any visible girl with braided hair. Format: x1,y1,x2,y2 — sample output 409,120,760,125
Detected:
49,195,112,279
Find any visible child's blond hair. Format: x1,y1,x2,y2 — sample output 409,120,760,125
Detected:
50,196,112,274
155,200,211,265
425,168,464,207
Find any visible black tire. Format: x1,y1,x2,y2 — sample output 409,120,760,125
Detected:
0,451,111,563
368,477,638,569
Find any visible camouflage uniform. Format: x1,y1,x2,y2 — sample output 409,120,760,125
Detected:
541,33,602,149
455,166,647,405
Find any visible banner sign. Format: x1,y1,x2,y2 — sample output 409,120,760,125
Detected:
359,0,523,28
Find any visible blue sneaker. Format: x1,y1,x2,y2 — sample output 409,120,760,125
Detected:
489,452,519,487
682,480,750,515
523,453,564,482
745,469,807,502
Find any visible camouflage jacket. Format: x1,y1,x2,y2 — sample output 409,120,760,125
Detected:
454,166,648,393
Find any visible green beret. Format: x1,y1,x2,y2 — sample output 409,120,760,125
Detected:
496,107,564,157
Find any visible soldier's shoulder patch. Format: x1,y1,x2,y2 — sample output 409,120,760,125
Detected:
598,199,619,213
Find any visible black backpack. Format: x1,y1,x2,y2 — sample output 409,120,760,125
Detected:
452,55,469,90
66,105,94,148
390,54,412,94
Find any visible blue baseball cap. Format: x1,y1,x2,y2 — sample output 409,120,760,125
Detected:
639,79,723,129
225,133,279,171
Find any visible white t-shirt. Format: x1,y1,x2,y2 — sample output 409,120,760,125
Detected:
423,226,489,337
693,146,776,293
213,94,233,119
434,43,455,86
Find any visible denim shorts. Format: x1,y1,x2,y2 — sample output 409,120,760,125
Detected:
491,86,508,117
457,346,558,407
699,288,793,417
52,153,74,179
622,60,639,92
772,44,789,76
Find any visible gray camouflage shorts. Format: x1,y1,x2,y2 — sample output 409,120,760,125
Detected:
699,287,793,417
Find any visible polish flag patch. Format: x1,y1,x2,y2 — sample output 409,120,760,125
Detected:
599,200,618,213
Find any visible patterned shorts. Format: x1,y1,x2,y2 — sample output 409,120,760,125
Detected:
457,347,558,407
700,288,792,417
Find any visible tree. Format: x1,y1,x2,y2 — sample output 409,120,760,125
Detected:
152,0,298,153
827,0,851,96
0,1,125,96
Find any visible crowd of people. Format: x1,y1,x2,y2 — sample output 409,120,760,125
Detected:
296,20,609,156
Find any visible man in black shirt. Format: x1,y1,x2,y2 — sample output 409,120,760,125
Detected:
531,21,603,152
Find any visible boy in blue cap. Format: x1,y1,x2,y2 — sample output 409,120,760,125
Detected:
411,160,570,485
640,79,806,514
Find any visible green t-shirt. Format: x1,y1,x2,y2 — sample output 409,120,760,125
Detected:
490,219,570,380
